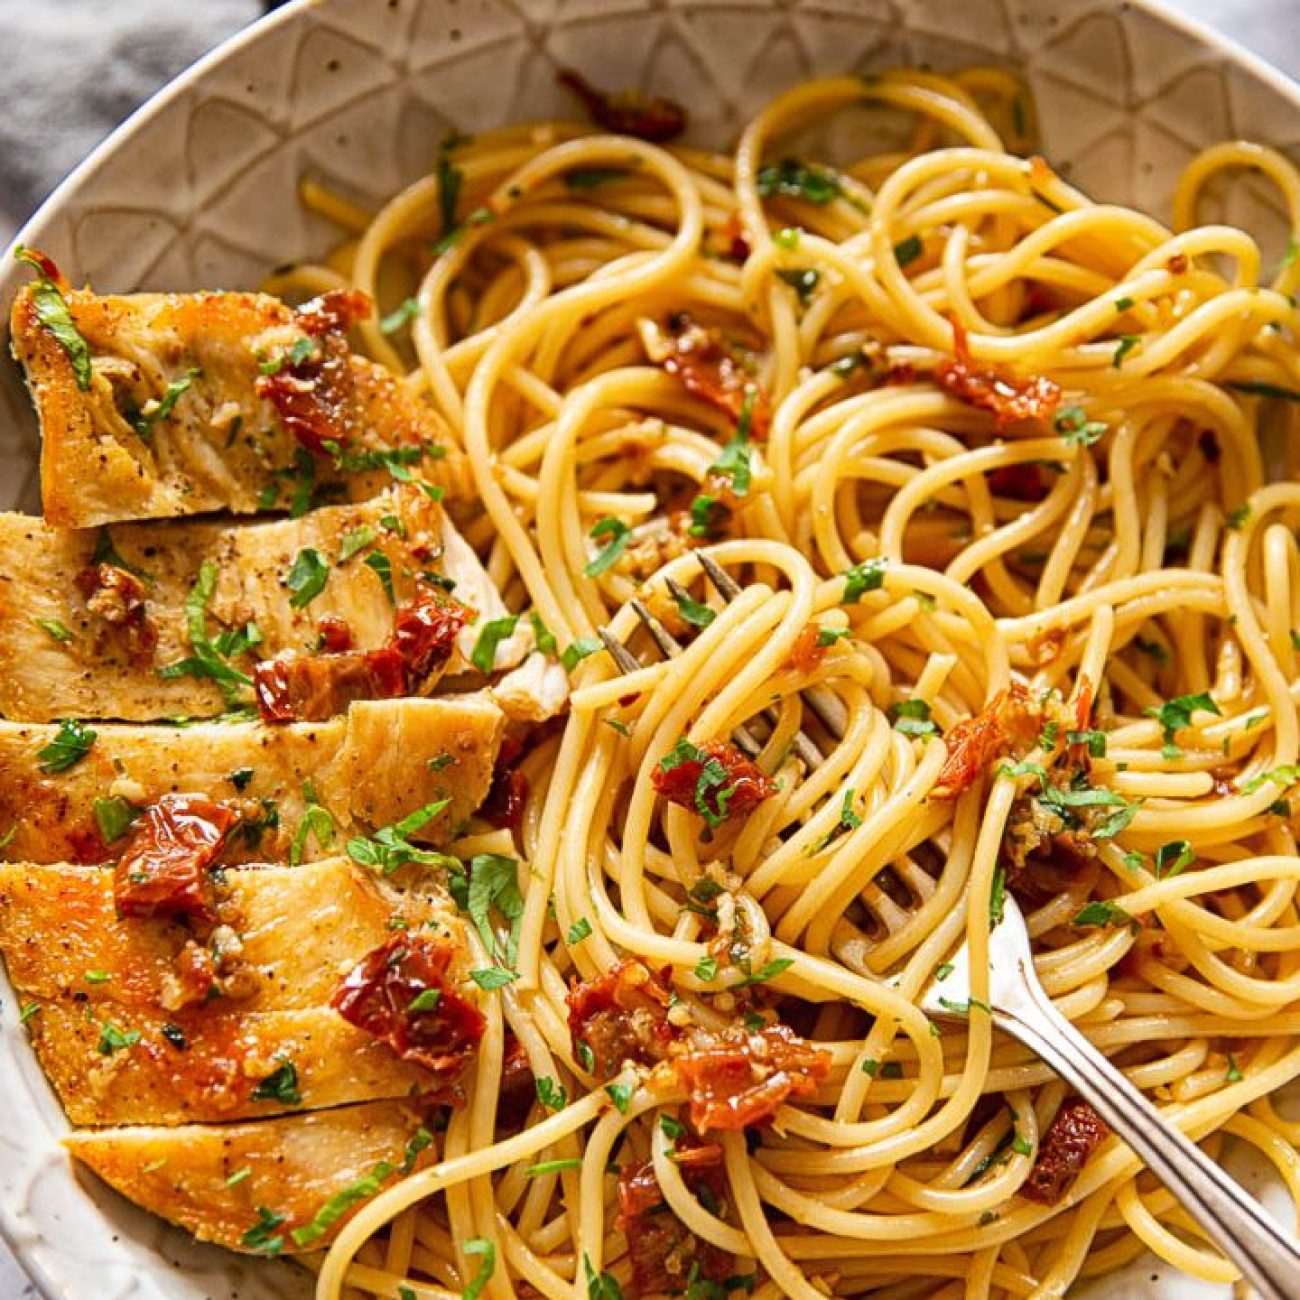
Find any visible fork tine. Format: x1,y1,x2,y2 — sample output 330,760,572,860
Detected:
597,626,642,675
664,576,704,615
696,552,846,741
630,598,681,658
697,550,742,600
630,595,825,770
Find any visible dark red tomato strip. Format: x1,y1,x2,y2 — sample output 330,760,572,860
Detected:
113,795,239,922
557,68,687,142
671,1024,831,1134
567,958,680,1078
935,317,1061,431
651,739,776,826
331,933,485,1094
1022,1099,1110,1204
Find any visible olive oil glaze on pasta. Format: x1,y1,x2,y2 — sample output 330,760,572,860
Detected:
23,66,1300,1300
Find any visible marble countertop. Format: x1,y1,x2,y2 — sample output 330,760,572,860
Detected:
1,0,1297,1294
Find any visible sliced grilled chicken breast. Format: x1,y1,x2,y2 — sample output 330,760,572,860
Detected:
0,694,503,864
9,277,467,528
0,486,523,722
0,858,479,1125
65,1099,437,1254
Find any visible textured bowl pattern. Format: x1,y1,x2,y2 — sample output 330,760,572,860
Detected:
2,1,1299,1296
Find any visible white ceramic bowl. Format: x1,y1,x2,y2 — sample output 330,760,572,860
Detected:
3,2,1299,1297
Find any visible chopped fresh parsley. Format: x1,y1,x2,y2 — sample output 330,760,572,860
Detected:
1055,408,1107,449
565,167,629,190
989,863,1007,926
463,1239,496,1300
97,1019,141,1055
37,719,97,773
290,1158,400,1247
584,518,631,578
1226,1054,1243,1083
671,587,716,628
528,610,557,655
1227,380,1300,403
733,957,794,988
561,637,602,673
407,989,442,1013
250,1057,302,1105
1154,840,1194,878
379,298,421,335
1112,334,1140,368
1072,899,1136,931
1225,503,1251,531
156,562,253,703
93,796,137,843
527,1158,584,1175
346,799,453,875
15,247,93,389
1145,692,1221,749
34,617,72,643
470,966,516,990
536,1077,567,1111
891,697,939,738
471,615,519,673
776,266,820,304
133,367,200,441
695,955,719,981
605,1082,634,1113
584,1253,625,1300
338,525,377,563
290,781,335,865
894,234,923,266
465,852,524,966
842,558,886,603
286,547,329,608
755,158,841,206
1066,728,1107,757
567,917,593,944
241,1206,286,1257
364,550,396,604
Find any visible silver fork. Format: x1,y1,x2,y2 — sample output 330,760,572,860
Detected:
606,555,1300,1295
923,894,1300,1299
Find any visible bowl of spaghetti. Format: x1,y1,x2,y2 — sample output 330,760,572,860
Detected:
3,2,1300,1299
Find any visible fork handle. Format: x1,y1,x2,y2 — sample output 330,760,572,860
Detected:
1000,974,1300,1300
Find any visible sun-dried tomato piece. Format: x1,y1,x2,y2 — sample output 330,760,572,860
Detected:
671,1024,831,1133
647,314,772,440
256,291,371,456
481,765,528,831
1005,833,1101,911
716,212,751,262
931,682,1042,800
76,562,155,654
331,933,485,1093
558,68,687,142
935,318,1060,431
1022,1099,1109,1204
786,624,828,674
316,614,353,653
253,589,470,723
113,795,238,922
568,958,680,1078
253,650,393,723
496,1032,536,1130
988,462,1050,501
651,739,776,827
618,1147,733,1296
389,588,471,682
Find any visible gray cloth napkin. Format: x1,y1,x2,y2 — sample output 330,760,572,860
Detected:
0,1,1296,1297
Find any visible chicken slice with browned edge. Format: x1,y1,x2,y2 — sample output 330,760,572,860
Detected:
0,856,485,1125
9,256,467,528
65,1098,437,1255
0,694,502,864
0,485,527,722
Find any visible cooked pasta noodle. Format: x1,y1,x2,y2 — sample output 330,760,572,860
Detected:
281,68,1300,1300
